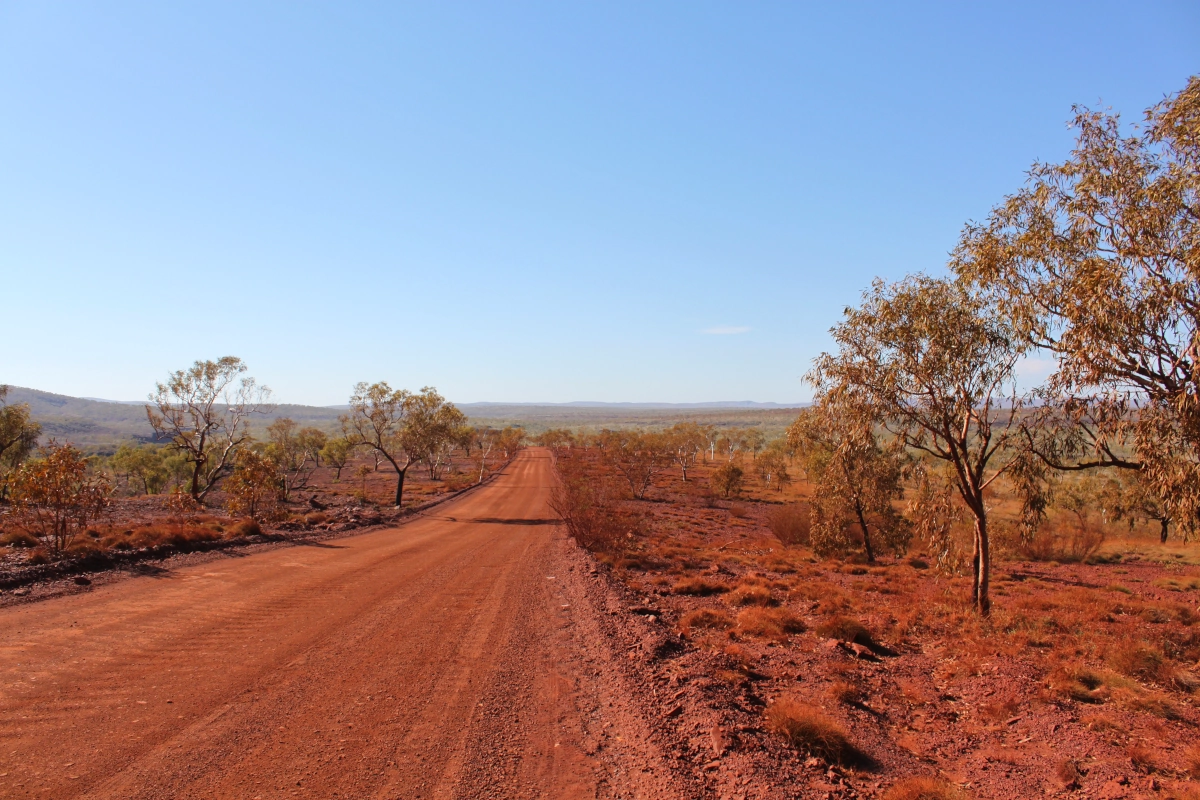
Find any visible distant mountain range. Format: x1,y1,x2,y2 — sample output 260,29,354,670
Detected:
78,398,800,410
2,386,807,452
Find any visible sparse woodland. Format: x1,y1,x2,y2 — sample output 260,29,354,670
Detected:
540,78,1200,798
0,364,524,565
1,77,1199,799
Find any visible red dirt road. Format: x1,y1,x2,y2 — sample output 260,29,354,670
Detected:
0,450,680,799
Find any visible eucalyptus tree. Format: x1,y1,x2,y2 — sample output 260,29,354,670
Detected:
341,382,415,507
146,357,274,502
954,76,1200,539
787,405,908,562
811,276,1027,613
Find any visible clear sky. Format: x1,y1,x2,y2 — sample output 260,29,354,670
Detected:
2,2,1197,405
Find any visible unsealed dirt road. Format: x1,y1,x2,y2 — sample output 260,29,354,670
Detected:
0,450,681,799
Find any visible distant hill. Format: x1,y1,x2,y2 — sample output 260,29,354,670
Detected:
2,387,807,453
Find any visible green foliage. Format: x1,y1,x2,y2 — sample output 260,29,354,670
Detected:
711,462,745,498
109,443,187,495
0,385,42,499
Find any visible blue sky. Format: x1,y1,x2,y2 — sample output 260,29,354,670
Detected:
2,2,1197,405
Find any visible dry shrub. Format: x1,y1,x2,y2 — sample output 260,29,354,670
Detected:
881,777,964,800
442,473,473,492
816,615,875,647
736,607,806,639
727,584,774,606
1117,688,1181,719
673,576,729,596
765,699,861,765
680,608,734,634
550,457,640,554
1018,521,1105,563
8,443,110,554
768,502,811,546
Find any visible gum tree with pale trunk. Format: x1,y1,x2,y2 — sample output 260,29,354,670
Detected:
810,275,1026,614
146,357,273,502
341,382,415,507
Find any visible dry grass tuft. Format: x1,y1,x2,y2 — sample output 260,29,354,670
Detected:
726,584,774,607
881,776,964,800
816,615,875,647
827,679,863,706
1108,641,1174,685
1184,743,1200,778
672,576,729,596
680,608,734,634
764,698,862,765
1127,743,1158,773
1,530,40,548
230,518,263,538
736,607,806,639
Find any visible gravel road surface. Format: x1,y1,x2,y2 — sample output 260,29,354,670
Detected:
0,449,682,800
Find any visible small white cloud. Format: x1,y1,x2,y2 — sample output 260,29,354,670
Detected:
703,325,750,335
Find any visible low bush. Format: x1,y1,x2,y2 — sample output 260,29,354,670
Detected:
550,458,640,554
827,679,863,706
711,463,744,498
768,503,811,547
764,698,861,764
1018,522,1105,563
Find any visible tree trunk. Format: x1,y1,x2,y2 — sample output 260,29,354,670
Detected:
394,465,408,507
854,501,875,563
972,512,991,615
1160,518,1169,544
189,458,203,501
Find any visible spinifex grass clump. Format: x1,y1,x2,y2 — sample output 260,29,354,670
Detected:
764,698,863,765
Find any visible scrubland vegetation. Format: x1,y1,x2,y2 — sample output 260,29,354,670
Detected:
0,74,1197,799
542,78,1200,797
0,366,525,573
